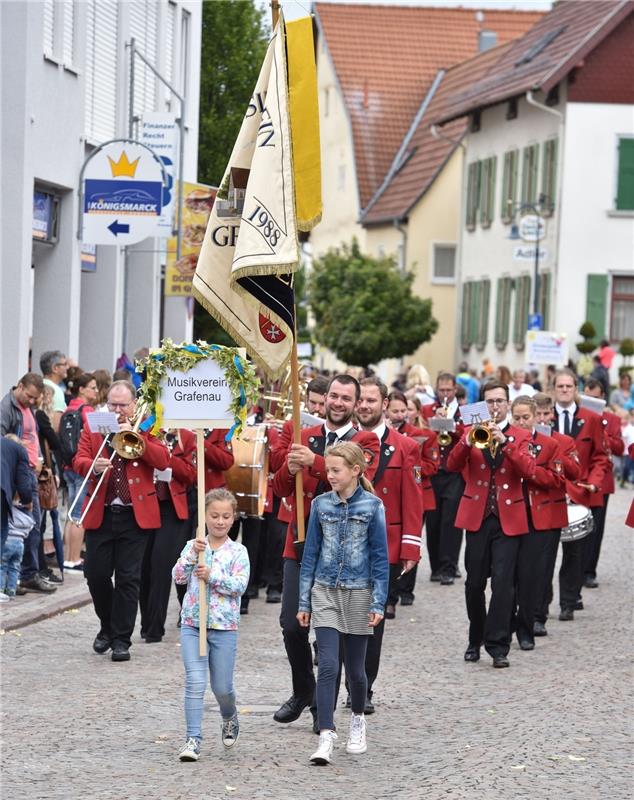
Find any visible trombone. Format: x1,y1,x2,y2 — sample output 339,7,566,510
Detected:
68,406,147,526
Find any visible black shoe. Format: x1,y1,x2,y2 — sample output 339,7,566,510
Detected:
399,596,414,606
574,600,584,611
145,635,163,643
559,608,574,621
111,643,131,662
266,589,282,603
518,638,535,651
440,574,455,585
40,569,63,584
246,586,259,600
273,694,312,723
533,621,548,637
93,633,111,654
312,641,319,667
20,575,57,593
364,693,375,715
240,599,249,615
430,571,442,582
385,604,396,619
584,576,598,589
493,655,510,668
464,644,480,662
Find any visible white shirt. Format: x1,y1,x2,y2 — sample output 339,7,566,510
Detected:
555,401,577,435
323,421,354,444
370,422,387,442
508,382,536,402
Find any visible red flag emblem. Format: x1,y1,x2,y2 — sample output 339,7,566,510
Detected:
259,313,287,344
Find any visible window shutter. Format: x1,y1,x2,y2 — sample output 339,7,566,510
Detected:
62,0,74,65
466,162,480,231
470,281,481,345
130,0,159,120
488,157,496,225
43,0,55,55
476,279,491,348
521,144,539,205
541,138,557,215
495,277,512,349
616,137,634,211
586,274,608,339
513,275,531,348
84,0,119,142
539,271,551,329
461,283,473,350
501,152,510,222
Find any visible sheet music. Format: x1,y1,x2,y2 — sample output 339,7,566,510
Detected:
429,417,456,433
579,394,606,416
87,412,121,434
535,423,552,437
460,401,491,426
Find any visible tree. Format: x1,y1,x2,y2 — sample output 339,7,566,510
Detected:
194,0,268,343
308,241,438,368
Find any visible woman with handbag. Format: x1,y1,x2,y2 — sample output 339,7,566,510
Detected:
36,387,63,582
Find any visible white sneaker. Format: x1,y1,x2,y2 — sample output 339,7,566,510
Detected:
178,737,200,762
346,713,367,754
0,592,9,603
310,730,337,765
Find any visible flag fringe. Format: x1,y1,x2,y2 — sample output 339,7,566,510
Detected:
297,211,322,232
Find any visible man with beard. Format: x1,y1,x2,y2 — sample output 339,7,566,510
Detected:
271,375,379,730
353,378,423,711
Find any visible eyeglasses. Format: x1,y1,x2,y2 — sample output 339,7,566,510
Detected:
55,362,68,368
485,398,507,406
107,402,132,411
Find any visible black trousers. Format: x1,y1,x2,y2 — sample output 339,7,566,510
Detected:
559,536,584,611
514,527,555,644
139,500,189,640
464,516,521,658
584,497,609,579
425,470,465,577
534,528,561,624
365,563,401,693
263,509,286,592
84,507,150,648
280,558,315,699
394,563,417,603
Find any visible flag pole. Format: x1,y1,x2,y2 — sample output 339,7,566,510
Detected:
271,0,280,29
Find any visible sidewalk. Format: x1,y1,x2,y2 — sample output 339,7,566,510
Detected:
0,568,91,632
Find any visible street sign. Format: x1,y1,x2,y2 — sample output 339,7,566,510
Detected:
513,245,547,262
82,142,164,245
528,313,542,330
139,113,178,235
518,214,545,242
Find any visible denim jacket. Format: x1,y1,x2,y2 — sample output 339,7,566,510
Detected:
298,484,389,615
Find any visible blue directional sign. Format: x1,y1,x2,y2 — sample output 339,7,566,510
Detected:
528,313,543,331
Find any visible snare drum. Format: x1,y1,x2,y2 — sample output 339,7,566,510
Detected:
560,503,594,543
223,424,269,517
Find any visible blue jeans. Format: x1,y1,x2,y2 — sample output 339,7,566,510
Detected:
2,536,25,595
21,471,41,581
41,508,64,572
65,469,87,523
180,625,238,741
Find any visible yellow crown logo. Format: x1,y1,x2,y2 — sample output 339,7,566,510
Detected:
108,150,140,178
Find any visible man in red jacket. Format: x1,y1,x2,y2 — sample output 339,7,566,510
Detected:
447,381,536,668
552,369,609,619
356,377,423,708
73,380,169,662
271,374,379,728
581,378,624,588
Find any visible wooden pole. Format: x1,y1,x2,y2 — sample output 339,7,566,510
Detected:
290,328,305,542
271,0,280,30
196,429,207,657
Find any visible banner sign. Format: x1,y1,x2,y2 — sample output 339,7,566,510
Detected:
526,330,568,365
139,113,178,234
160,359,234,428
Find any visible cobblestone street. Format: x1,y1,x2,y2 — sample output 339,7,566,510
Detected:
2,488,632,800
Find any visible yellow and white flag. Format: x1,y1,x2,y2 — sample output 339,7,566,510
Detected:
193,14,320,380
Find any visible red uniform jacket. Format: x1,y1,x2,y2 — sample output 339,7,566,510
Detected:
272,424,380,560
163,430,197,520
599,411,623,494
371,428,424,564
396,423,439,511
557,408,609,508
548,431,582,529
446,424,536,536
204,429,234,492
524,432,567,530
269,418,293,474
73,428,169,530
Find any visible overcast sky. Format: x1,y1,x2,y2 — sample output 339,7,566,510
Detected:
261,0,553,23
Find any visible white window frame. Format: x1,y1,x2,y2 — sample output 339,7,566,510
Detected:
43,0,78,73
430,241,457,285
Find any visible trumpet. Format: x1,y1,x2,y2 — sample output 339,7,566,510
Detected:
68,405,148,526
437,397,453,447
467,411,498,455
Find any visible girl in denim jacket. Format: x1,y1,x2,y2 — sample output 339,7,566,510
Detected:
297,442,388,765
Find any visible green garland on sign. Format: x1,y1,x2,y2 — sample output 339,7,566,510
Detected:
136,339,260,439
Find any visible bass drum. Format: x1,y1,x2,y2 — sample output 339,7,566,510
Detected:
223,424,269,517
560,503,594,543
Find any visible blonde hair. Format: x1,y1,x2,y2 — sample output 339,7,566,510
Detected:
325,441,375,494
205,488,238,515
406,364,431,389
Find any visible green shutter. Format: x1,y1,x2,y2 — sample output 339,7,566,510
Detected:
539,271,551,329
501,153,510,222
488,157,497,225
542,138,557,215
470,281,481,344
495,277,512,348
476,279,491,348
466,162,481,230
461,282,472,349
513,275,531,347
616,137,634,210
586,274,608,339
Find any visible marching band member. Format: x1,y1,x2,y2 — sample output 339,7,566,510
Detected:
271,375,379,731
446,381,536,668
139,428,196,643
532,393,581,636
509,396,565,650
552,369,609,621
203,428,234,492
385,390,438,606
581,378,624,588
355,378,424,710
422,373,465,585
72,380,170,662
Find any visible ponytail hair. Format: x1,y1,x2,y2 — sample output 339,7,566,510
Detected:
325,441,375,494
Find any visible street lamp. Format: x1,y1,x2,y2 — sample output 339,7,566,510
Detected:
508,194,552,330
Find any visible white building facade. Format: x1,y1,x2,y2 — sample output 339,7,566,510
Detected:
0,0,202,389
